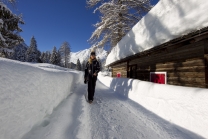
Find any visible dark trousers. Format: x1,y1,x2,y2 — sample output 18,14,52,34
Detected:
88,76,97,101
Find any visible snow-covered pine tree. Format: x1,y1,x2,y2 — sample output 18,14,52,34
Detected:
0,0,16,4
13,43,28,62
43,51,51,63
81,60,86,71
0,48,13,59
42,52,48,63
0,49,7,58
0,2,24,49
50,46,59,65
87,0,152,49
76,59,82,71
57,50,62,66
68,62,72,69
97,57,102,71
40,52,45,62
26,36,40,62
59,42,71,68
37,50,41,63
48,51,51,63
70,62,76,69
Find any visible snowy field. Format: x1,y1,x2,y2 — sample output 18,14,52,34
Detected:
1,58,208,139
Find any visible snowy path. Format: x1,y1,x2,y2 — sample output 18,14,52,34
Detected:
22,80,204,139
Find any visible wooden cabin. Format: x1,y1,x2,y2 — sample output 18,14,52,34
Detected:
108,27,208,88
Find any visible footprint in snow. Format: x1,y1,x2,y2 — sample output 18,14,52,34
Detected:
41,119,50,127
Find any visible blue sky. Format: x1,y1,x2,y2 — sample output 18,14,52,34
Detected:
11,0,159,52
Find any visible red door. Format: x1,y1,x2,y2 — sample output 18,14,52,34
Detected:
150,72,166,84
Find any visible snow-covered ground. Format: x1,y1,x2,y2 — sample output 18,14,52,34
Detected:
1,58,208,139
0,58,83,139
106,0,208,65
98,73,208,138
20,79,205,139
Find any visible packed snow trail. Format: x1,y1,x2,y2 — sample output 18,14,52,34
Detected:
22,81,204,139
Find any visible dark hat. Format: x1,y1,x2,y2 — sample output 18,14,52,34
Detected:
90,51,96,55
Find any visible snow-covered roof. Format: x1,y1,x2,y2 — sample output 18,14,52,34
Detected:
105,0,208,66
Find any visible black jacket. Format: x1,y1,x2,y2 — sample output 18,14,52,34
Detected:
84,59,100,79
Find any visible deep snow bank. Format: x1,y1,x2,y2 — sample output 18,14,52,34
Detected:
98,73,208,138
106,0,208,65
0,58,83,139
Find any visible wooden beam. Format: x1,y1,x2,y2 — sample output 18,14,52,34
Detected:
194,33,208,43
154,66,204,72
130,42,204,66
168,82,206,88
127,60,129,78
204,40,208,88
167,72,205,78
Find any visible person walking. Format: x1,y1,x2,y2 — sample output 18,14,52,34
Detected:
84,51,100,103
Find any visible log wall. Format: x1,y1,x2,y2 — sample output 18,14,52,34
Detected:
111,62,127,78
111,39,207,88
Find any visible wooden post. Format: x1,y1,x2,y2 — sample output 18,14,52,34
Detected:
111,66,113,77
127,61,129,78
204,40,208,88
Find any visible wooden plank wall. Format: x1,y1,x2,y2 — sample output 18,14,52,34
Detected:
128,40,206,88
112,62,127,78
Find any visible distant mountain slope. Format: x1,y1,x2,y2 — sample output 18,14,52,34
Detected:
70,48,108,64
